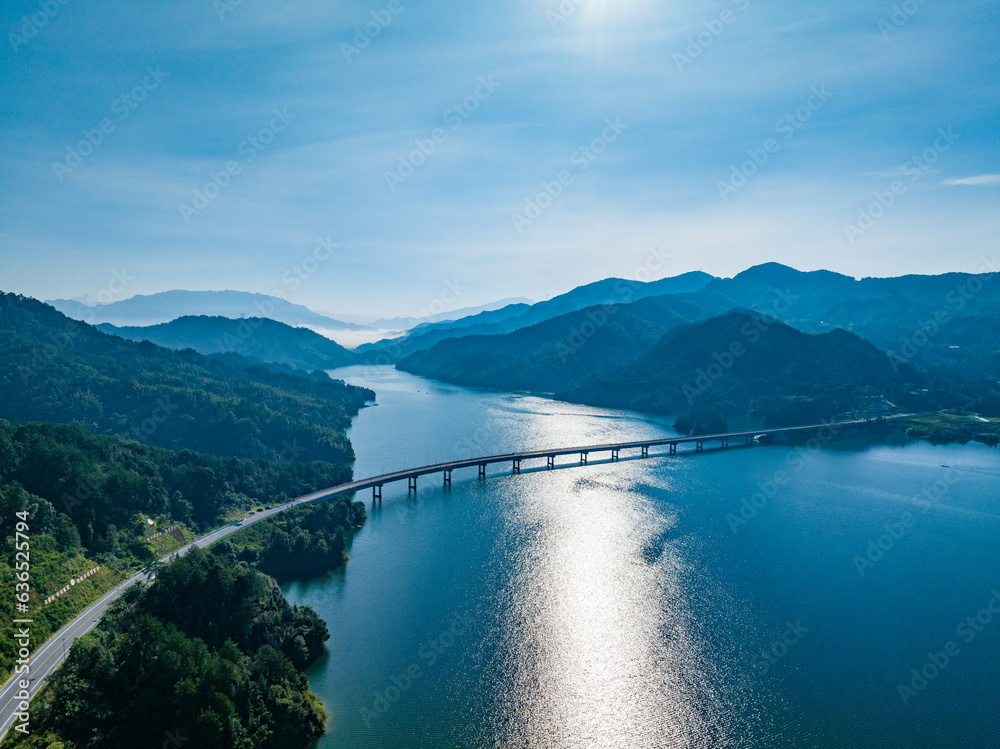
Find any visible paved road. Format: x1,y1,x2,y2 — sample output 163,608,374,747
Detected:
0,498,307,740
0,415,901,740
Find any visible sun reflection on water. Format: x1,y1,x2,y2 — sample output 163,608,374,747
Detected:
493,464,734,748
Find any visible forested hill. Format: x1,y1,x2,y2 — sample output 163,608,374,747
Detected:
397,293,713,393
10,548,332,748
557,311,921,426
0,293,373,464
0,418,365,681
362,271,716,360
397,264,1000,396
689,263,1000,377
98,315,357,371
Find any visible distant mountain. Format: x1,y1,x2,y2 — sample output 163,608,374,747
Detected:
47,290,367,331
699,263,1000,320
98,316,357,371
0,293,372,464
358,302,535,359
558,310,920,426
693,264,1000,376
397,293,712,393
362,271,717,359
364,297,535,331
410,302,535,333
509,272,715,328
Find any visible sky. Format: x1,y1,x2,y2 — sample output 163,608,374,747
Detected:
0,0,998,318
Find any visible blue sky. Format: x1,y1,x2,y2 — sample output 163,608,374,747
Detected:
1,0,998,317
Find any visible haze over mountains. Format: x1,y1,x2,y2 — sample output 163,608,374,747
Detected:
98,316,358,372
349,297,534,331
557,310,920,426
17,261,1000,429
47,290,535,346
358,270,717,359
48,290,366,332
0,293,372,463
397,263,1000,390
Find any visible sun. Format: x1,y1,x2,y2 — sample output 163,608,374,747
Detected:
545,0,650,30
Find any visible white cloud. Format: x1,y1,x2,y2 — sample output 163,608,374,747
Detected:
944,174,1000,186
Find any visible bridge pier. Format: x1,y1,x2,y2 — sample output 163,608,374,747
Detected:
373,484,382,504
696,441,703,452
408,476,417,493
721,438,729,449
611,449,619,462
669,443,677,456
641,445,649,458
478,464,486,481
443,469,452,486
513,459,521,475
580,452,588,465
745,435,752,446
547,455,555,470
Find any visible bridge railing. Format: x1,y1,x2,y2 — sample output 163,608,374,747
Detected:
301,417,887,505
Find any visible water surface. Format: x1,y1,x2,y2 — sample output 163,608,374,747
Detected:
284,366,1000,749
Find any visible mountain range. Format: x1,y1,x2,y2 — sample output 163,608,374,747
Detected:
23,261,1000,428
392,263,999,425
98,316,357,371
48,290,365,331
48,290,536,338
358,270,717,360
0,293,372,464
557,310,919,426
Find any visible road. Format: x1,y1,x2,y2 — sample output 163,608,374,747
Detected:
0,497,307,741
0,415,902,740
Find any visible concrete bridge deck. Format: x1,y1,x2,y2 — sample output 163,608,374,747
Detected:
0,414,903,741
298,417,876,505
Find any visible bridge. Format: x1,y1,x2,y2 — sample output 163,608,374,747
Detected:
0,415,893,741
296,418,870,506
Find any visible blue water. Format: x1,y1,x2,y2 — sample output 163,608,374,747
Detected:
284,366,1000,749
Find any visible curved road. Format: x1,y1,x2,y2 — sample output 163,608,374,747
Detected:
0,416,892,740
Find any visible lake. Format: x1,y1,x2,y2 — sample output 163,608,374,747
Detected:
283,366,1000,749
